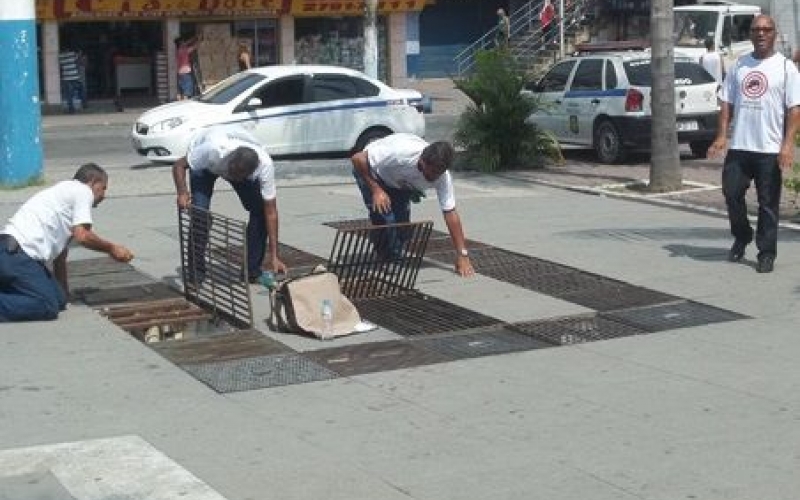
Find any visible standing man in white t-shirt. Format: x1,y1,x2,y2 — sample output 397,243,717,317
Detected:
172,127,286,283
0,164,134,322
351,133,474,277
700,37,724,83
708,15,800,273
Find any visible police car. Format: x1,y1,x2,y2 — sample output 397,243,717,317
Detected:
523,43,719,163
131,65,426,163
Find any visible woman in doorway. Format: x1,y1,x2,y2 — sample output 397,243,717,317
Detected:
238,40,252,71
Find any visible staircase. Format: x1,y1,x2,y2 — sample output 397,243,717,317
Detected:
454,0,593,79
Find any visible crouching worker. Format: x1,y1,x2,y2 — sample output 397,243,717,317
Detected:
350,133,475,277
0,164,134,322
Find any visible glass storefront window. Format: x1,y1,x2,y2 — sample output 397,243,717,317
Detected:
233,19,278,67
294,17,387,80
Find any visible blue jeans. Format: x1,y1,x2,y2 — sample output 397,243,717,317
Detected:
722,150,782,258
0,238,66,322
353,170,413,259
190,170,267,279
62,80,83,112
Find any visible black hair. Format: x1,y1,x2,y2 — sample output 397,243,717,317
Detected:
73,163,107,184
227,147,260,179
420,141,455,179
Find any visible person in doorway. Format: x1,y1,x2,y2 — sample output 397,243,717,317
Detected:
350,133,475,278
707,15,800,273
496,8,511,49
238,40,252,71
172,127,287,283
175,35,199,100
58,46,83,113
0,164,134,322
700,37,725,83
540,0,557,46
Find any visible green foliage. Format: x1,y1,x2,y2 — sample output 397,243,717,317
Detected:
452,49,562,172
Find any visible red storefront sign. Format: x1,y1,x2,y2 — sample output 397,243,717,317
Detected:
36,0,288,19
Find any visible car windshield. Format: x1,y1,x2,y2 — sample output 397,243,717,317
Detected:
197,72,266,104
673,11,718,48
624,60,717,86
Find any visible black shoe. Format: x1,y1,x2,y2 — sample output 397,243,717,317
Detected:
728,240,748,262
756,255,775,273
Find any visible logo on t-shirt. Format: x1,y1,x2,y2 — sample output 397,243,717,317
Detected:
741,71,768,99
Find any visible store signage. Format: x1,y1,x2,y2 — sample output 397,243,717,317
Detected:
291,0,426,16
36,0,287,19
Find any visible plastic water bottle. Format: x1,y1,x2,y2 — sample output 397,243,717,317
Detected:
321,299,334,339
259,271,276,290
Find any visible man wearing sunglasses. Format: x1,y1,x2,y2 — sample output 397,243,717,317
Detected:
708,15,800,273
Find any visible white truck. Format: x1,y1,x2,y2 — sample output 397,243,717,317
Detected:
673,1,798,67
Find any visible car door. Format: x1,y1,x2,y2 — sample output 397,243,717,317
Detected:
563,58,605,146
526,60,577,140
306,73,376,153
234,74,309,155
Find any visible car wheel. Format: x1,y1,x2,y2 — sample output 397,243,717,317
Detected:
593,120,626,164
353,128,391,153
689,140,712,159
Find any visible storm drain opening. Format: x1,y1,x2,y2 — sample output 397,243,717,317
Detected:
326,220,433,299
178,206,253,329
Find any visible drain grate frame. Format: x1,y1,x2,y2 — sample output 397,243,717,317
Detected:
353,291,502,336
414,326,553,359
304,340,452,377
181,353,338,393
601,301,750,333
510,314,647,345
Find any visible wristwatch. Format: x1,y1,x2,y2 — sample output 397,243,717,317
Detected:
459,248,469,257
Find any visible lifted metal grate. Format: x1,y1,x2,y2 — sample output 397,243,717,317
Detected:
602,301,750,332
182,353,338,393
510,314,647,345
415,326,553,359
178,206,253,329
353,292,502,336
304,340,452,377
326,220,433,299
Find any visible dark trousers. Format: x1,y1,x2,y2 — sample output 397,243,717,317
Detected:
190,170,267,279
353,170,412,259
0,236,66,322
721,150,782,258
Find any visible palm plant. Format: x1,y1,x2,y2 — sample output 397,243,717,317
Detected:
453,49,561,172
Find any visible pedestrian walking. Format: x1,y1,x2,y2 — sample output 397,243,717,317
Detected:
175,35,199,100
0,164,134,322
350,133,475,277
540,0,557,46
700,37,725,83
171,127,286,282
707,15,800,273
59,46,83,113
496,8,510,49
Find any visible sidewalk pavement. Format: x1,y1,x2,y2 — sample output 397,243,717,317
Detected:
3,87,800,500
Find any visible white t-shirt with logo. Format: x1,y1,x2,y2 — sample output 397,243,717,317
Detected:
186,127,277,200
364,133,456,212
720,52,800,153
2,180,94,262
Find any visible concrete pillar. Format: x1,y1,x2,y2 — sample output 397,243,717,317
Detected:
166,19,180,101
279,14,295,64
42,21,60,106
387,13,408,86
0,0,42,186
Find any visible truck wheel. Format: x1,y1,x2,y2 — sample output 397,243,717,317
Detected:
594,120,626,164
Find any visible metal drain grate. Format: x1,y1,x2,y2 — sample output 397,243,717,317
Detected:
153,329,290,365
304,340,452,377
278,243,326,271
323,218,372,230
602,301,749,332
414,326,553,359
178,206,253,329
560,285,681,312
181,353,338,393
510,314,647,345
353,292,502,336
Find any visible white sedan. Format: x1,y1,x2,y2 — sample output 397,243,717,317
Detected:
131,65,426,163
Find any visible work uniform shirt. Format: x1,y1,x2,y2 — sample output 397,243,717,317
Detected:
720,52,800,153
2,180,94,262
364,133,456,212
186,127,277,200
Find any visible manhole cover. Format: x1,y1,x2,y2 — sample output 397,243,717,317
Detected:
354,292,501,336
305,340,451,377
602,301,749,332
182,353,337,393
414,327,552,359
511,314,646,345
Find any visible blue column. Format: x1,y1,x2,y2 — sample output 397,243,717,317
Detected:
0,0,42,187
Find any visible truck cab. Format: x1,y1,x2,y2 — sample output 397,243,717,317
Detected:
673,3,761,69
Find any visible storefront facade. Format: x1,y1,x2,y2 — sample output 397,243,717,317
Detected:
35,0,425,106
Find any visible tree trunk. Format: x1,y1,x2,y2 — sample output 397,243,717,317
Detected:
649,0,682,191
364,0,379,79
